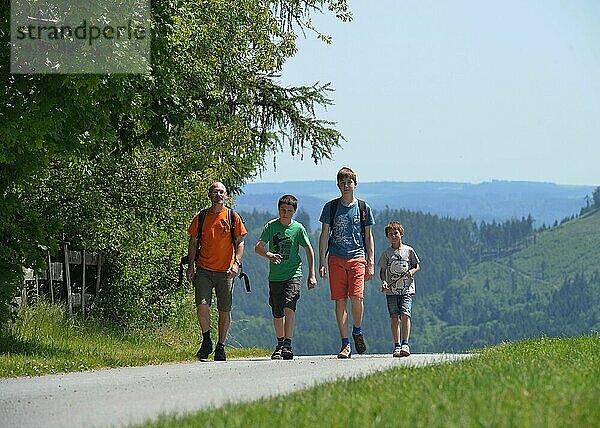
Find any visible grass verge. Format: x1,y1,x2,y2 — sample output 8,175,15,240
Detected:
139,334,599,427
0,302,266,377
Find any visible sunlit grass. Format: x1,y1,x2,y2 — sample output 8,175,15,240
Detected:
139,335,600,428
0,301,267,377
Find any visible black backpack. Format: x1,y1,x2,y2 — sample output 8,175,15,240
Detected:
178,208,250,291
328,198,368,253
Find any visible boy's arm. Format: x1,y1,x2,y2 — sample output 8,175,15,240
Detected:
254,240,282,264
364,225,375,281
406,262,421,278
303,244,317,289
379,267,389,292
318,223,330,278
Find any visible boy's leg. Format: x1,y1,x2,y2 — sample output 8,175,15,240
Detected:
334,298,349,338
273,317,285,339
348,258,367,354
329,255,352,358
401,313,411,342
387,295,403,357
283,307,295,339
269,280,286,359
399,295,413,357
391,315,401,344
282,277,301,340
281,308,295,360
400,295,413,342
350,298,364,331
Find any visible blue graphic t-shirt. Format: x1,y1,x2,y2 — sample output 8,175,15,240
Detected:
319,199,375,259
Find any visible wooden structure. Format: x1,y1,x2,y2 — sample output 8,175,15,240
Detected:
21,243,103,317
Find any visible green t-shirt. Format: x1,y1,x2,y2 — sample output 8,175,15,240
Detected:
259,218,310,281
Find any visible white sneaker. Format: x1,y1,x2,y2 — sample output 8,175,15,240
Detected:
400,344,410,357
393,346,402,357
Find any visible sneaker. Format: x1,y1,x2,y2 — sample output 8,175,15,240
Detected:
281,344,294,360
214,343,227,361
337,344,352,359
271,346,283,360
400,344,410,357
196,339,213,361
353,333,367,354
393,346,402,358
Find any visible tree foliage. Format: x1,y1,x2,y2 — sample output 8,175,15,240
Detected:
0,0,349,324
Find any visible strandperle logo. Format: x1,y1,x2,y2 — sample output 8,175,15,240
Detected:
11,0,151,74
15,19,146,46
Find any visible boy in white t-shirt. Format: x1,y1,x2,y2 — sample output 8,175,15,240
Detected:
378,221,421,357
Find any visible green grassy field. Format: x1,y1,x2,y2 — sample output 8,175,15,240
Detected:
140,335,599,428
0,302,266,377
2,304,598,427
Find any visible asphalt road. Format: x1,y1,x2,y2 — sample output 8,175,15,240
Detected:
0,353,473,428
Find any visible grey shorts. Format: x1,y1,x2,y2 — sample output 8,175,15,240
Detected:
386,294,413,318
194,268,233,312
269,277,301,318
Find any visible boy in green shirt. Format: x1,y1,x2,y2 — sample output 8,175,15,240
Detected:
255,195,317,360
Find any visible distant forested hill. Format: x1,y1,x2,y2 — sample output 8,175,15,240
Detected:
229,207,600,355
235,180,594,230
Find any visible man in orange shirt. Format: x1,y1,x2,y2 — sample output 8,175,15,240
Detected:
186,182,247,361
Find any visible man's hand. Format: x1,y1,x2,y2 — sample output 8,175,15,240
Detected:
227,261,239,279
307,275,317,289
186,265,195,283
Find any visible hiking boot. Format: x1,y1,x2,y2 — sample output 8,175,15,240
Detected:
281,344,294,360
214,343,227,361
400,344,410,357
337,344,352,359
271,345,283,360
353,333,367,354
196,339,213,361
393,345,402,358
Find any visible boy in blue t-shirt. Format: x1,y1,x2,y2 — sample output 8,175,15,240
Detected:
318,167,375,359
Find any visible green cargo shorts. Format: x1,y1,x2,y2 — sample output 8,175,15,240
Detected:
193,268,233,312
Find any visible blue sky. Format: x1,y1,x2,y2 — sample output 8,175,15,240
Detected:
254,0,600,186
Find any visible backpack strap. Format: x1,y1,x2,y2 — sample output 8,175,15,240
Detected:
228,208,236,244
194,208,208,263
358,199,367,252
327,198,340,252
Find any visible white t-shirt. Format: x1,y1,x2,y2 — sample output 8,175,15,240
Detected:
378,244,420,295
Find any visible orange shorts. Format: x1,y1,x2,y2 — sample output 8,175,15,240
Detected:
328,254,366,300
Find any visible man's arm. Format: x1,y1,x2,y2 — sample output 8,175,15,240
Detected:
318,223,330,278
228,235,245,279
364,225,375,281
186,236,197,283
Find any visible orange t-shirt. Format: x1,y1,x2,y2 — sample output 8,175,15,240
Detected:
187,208,247,272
